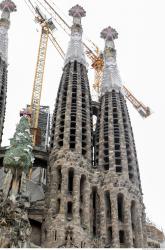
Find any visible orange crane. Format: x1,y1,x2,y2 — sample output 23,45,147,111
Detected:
24,0,151,122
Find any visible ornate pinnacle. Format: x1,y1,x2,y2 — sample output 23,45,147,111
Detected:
69,4,86,18
0,0,16,13
101,26,118,41
64,5,87,67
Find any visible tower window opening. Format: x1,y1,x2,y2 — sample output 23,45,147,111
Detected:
58,141,63,147
113,113,118,119
115,151,121,158
71,122,76,128
104,142,108,148
119,230,125,244
104,164,109,171
107,226,112,246
59,134,64,139
131,201,136,231
104,149,109,156
113,119,118,125
72,98,76,104
57,167,62,191
129,173,134,181
104,191,111,223
54,230,57,241
68,169,74,193
56,198,60,214
82,134,86,140
60,127,64,133
82,121,86,127
115,159,121,165
70,128,76,135
60,120,64,126
104,135,108,141
82,128,86,133
67,202,73,220
117,193,124,222
70,135,75,142
74,61,77,71
82,149,87,155
91,187,100,238
80,175,86,203
104,157,109,163
116,166,122,173
92,189,96,237
114,138,120,144
80,208,83,226
71,116,76,121
70,142,75,149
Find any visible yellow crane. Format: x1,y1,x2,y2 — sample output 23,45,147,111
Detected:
23,1,65,145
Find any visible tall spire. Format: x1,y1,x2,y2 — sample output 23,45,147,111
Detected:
64,4,87,67
101,26,123,96
0,0,16,63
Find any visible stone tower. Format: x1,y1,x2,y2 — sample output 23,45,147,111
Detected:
43,5,93,248
0,0,16,144
42,6,148,248
94,26,148,247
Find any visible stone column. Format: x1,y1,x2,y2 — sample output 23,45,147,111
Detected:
73,173,80,223
142,209,148,247
83,180,90,232
49,166,58,210
111,192,120,247
134,203,144,247
99,190,107,246
124,198,133,247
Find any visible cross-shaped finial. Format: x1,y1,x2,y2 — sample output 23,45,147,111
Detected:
101,26,118,41
0,0,16,12
69,4,86,18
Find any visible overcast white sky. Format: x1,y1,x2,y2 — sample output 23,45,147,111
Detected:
2,0,165,233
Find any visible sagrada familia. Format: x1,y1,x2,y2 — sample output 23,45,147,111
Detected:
0,0,164,248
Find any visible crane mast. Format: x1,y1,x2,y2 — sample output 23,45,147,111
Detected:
27,5,55,145
30,25,49,145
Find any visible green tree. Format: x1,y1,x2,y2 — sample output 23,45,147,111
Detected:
3,116,34,174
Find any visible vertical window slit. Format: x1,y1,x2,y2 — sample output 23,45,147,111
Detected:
67,201,73,221
117,193,124,222
68,169,74,195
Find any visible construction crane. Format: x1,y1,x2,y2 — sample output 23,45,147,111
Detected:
23,1,65,146
24,0,151,122
34,0,152,118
